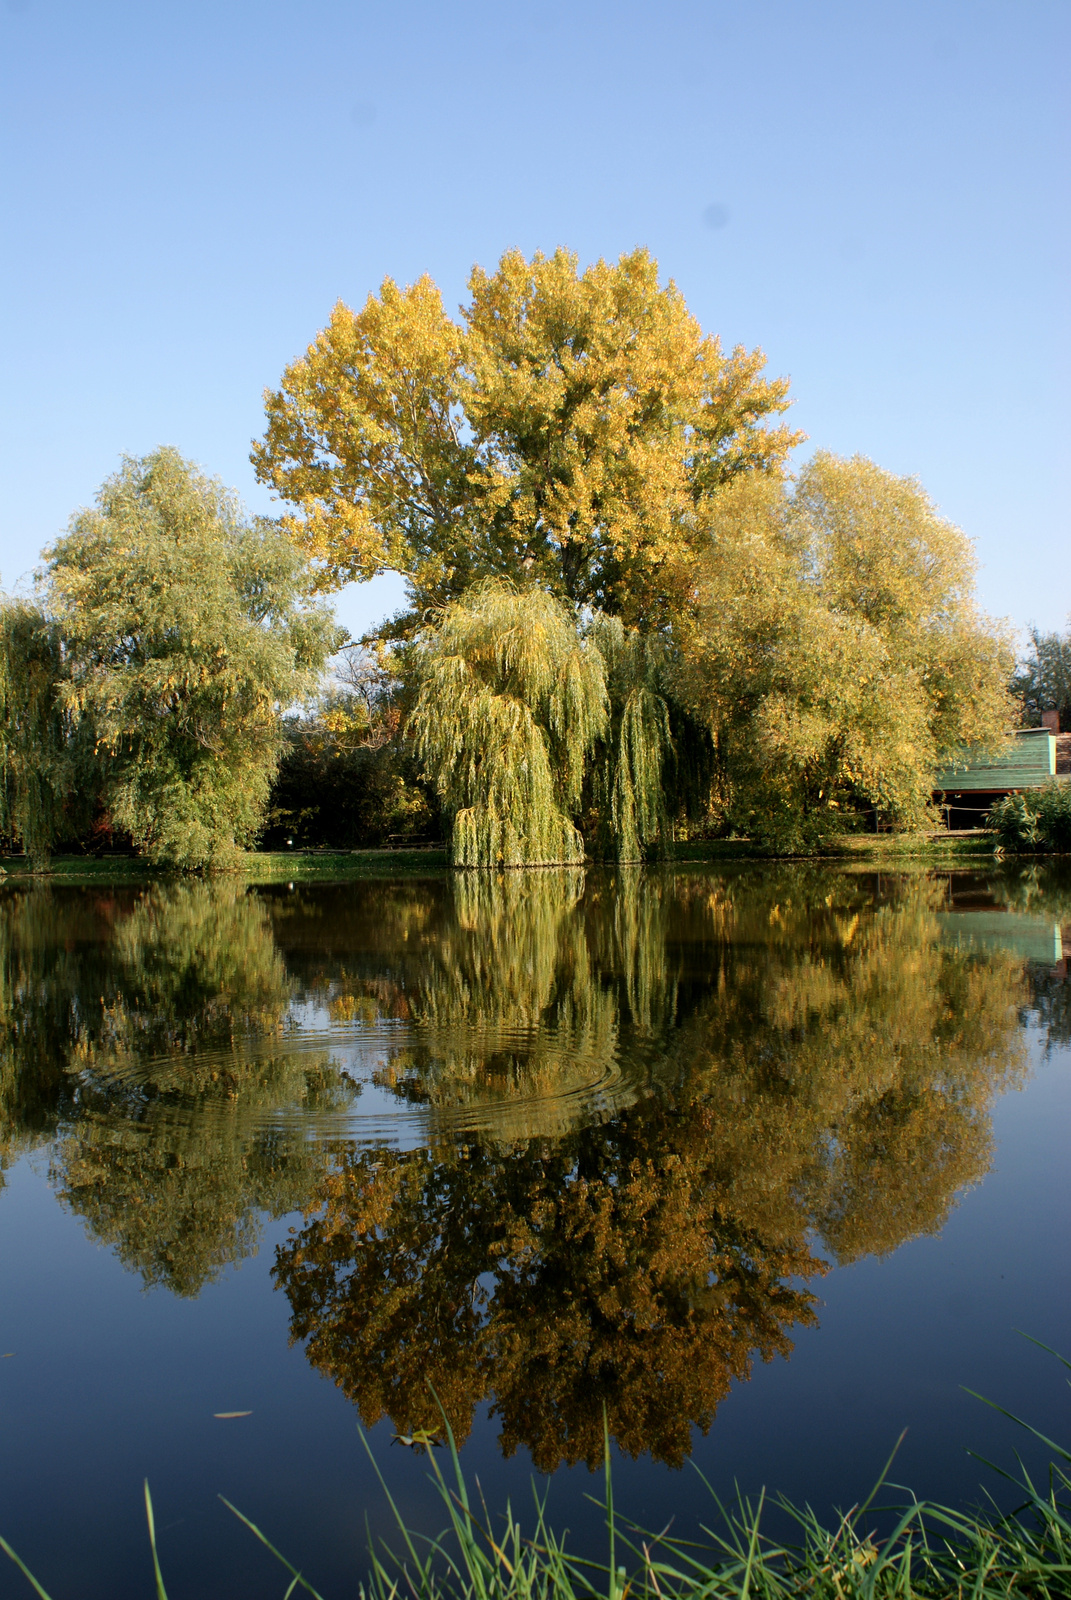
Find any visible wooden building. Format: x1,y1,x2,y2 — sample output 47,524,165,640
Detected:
934,728,1071,829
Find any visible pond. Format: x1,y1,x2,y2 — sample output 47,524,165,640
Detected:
0,863,1068,1598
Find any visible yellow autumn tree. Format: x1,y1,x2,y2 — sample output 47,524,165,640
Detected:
252,248,801,626
672,455,1015,845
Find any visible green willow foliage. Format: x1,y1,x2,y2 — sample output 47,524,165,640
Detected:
0,602,76,869
410,582,673,866
590,615,673,863
411,582,606,866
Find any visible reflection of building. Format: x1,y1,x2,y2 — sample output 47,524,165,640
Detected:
934,728,1071,829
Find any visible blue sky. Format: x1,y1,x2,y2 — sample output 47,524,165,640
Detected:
1,0,1067,644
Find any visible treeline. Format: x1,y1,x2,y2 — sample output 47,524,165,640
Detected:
1,247,1052,869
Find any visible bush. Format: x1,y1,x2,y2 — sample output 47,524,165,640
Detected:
988,782,1071,854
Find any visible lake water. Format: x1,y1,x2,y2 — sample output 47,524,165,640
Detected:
0,863,1068,1598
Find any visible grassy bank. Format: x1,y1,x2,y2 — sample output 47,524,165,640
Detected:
0,833,997,885
664,832,997,866
0,847,451,884
3,1370,1068,1600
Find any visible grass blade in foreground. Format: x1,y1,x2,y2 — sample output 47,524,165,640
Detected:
1,1353,1069,1597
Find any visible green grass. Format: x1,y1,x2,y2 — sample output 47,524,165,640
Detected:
0,833,996,885
665,832,996,865
0,846,451,884
3,1349,1068,1599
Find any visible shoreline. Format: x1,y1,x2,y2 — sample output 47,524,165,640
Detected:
0,832,1002,885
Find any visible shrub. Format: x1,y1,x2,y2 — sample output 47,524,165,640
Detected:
988,782,1071,854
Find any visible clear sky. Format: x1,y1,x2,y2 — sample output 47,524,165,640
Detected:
2,0,1067,645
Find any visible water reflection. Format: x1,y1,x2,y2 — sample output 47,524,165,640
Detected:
0,862,1062,1462
0,883,354,1293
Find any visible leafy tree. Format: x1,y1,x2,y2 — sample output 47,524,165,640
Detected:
0,601,85,868
43,448,342,869
410,582,608,866
409,582,676,866
1012,621,1071,727
674,455,1015,847
252,248,801,626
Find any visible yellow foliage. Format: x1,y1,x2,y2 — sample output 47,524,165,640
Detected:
253,248,801,625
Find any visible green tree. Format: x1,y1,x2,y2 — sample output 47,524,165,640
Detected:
409,582,674,865
252,248,801,626
43,448,342,868
0,600,83,868
410,581,607,866
1012,621,1071,728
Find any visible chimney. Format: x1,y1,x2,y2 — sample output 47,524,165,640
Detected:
1042,709,1060,733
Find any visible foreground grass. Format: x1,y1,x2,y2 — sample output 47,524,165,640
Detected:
3,1353,1068,1599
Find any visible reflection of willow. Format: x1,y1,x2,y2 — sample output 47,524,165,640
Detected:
274,868,1029,1470
0,883,353,1294
351,872,632,1139
316,869,698,1139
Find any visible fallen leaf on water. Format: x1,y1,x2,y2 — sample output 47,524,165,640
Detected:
213,1410,252,1419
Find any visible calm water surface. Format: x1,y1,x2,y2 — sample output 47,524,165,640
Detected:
0,863,1068,1598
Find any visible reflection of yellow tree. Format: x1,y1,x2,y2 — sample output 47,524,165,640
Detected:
661,871,1028,1261
275,1119,822,1471
0,882,353,1292
273,866,1028,1469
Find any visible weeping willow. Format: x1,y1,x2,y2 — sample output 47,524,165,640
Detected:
589,615,673,862
410,582,677,866
0,601,73,869
411,582,609,866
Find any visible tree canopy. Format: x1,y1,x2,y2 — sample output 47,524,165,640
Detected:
0,601,80,869
1012,620,1071,728
672,453,1015,847
40,447,342,868
252,247,801,625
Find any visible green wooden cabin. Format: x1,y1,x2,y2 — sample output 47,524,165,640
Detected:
934,729,1057,828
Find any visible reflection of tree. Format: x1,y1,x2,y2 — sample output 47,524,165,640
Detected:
276,871,639,1138
0,882,353,1292
661,873,1029,1262
0,864,1046,1465
273,866,1029,1469
275,1115,822,1471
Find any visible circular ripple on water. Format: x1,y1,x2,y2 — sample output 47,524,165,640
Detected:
85,1017,640,1149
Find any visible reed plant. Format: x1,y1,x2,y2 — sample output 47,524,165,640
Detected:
3,1347,1069,1599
